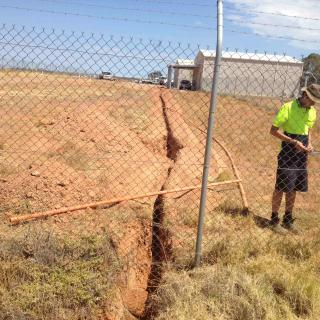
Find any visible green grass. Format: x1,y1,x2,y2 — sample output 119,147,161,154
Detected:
0,229,121,319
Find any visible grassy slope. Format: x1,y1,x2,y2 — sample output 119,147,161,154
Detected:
0,70,166,319
0,229,120,319
150,92,320,320
1,71,320,319
153,223,320,320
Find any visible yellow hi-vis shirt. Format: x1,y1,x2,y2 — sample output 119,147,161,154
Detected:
273,99,317,135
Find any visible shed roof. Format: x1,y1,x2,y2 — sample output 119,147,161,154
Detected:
176,59,194,65
199,50,302,64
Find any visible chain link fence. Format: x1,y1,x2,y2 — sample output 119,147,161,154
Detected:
0,23,320,318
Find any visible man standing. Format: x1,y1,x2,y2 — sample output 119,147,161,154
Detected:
270,84,320,233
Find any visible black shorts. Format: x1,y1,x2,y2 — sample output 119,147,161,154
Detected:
275,132,308,193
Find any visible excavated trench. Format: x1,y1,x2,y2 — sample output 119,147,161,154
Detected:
141,92,183,319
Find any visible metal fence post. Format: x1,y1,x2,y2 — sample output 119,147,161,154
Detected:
194,0,224,267
167,65,173,88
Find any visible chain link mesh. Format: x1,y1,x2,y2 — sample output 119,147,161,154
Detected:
0,24,319,318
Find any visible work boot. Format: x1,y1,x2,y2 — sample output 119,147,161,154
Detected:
270,212,288,235
282,212,299,234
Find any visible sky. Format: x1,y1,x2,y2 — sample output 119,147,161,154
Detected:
0,0,319,63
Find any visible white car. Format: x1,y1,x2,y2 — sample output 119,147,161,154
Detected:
99,71,113,80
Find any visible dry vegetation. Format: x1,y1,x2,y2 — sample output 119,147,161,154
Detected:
150,206,320,320
146,91,320,320
1,70,320,319
0,229,121,319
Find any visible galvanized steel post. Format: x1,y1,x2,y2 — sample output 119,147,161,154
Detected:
167,65,173,88
195,0,223,267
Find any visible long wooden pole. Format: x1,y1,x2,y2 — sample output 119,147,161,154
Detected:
9,179,241,224
191,123,249,213
213,138,249,211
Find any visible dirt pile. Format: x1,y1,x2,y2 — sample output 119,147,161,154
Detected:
0,72,173,319
0,71,229,319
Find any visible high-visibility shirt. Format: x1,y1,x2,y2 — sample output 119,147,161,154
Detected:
273,99,316,135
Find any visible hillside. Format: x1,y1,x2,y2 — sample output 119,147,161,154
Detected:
0,70,320,319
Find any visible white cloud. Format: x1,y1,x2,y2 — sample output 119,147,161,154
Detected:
225,0,320,52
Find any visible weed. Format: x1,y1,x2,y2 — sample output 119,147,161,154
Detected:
54,142,91,171
0,163,16,177
58,141,77,154
275,239,312,262
180,208,198,228
214,169,233,182
0,229,121,319
13,199,33,215
65,152,90,171
46,151,58,159
97,171,110,187
213,198,245,216
153,252,320,320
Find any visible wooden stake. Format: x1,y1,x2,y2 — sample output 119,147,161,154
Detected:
214,138,249,211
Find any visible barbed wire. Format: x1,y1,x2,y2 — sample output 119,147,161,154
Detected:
0,5,215,31
34,0,216,19
25,0,320,32
0,40,179,63
1,4,319,46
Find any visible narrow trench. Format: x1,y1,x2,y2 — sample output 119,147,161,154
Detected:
141,92,182,319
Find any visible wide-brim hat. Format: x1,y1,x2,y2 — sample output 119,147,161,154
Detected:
301,83,320,104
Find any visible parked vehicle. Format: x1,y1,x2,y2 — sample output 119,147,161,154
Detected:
179,79,192,90
152,78,160,84
98,71,113,80
159,76,167,85
141,79,154,84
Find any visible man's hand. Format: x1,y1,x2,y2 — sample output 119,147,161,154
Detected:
270,126,313,153
308,144,314,153
293,140,311,153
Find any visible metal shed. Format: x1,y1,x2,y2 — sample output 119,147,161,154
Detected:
193,50,304,98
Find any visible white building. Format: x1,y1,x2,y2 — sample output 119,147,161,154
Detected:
173,50,304,98
173,59,195,88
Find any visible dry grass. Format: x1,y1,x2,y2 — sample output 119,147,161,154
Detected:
13,199,33,215
0,228,121,319
0,163,17,177
2,70,320,319
213,169,234,182
152,229,320,320
151,194,320,320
